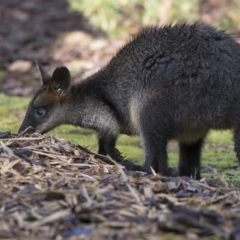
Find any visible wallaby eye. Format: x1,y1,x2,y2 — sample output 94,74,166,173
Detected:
36,108,45,117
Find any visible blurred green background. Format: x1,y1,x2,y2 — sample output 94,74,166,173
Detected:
68,0,240,36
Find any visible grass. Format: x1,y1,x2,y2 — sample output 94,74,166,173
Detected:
0,93,239,186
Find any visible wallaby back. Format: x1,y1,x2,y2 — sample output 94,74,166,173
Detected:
19,23,240,179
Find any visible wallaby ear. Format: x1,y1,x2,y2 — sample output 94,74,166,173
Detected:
51,66,71,96
36,61,51,85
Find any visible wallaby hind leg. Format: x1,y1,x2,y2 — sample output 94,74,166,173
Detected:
178,138,204,180
140,109,171,175
142,136,169,175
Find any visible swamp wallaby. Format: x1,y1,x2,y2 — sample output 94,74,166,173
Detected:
19,23,240,179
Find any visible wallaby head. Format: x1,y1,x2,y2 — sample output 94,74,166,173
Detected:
19,63,72,134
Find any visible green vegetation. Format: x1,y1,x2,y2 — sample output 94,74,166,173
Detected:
0,93,239,187
0,94,29,133
0,71,5,81
68,0,240,36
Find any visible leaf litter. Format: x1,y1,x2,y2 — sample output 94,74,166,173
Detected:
0,132,240,240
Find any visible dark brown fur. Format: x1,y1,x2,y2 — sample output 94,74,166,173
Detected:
19,23,240,179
